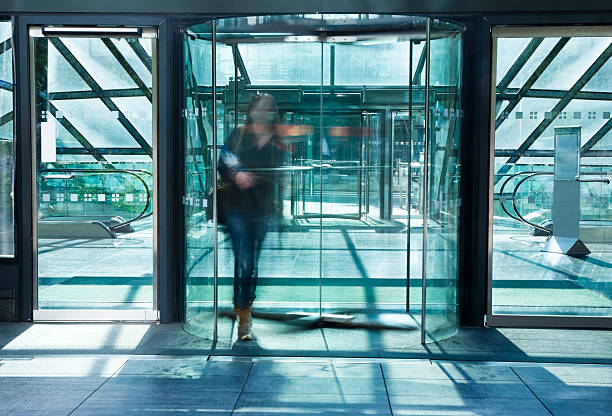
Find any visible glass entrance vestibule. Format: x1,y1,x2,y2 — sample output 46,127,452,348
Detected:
182,15,464,344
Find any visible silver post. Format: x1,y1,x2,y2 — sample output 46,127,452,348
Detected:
211,22,219,342
421,18,431,345
319,40,323,317
407,40,413,314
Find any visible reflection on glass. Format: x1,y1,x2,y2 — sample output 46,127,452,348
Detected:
492,35,612,317
0,20,13,257
183,27,214,338
183,15,464,345
34,34,155,310
425,21,463,342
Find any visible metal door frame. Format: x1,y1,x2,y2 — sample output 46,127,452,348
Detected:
27,20,160,321
486,25,612,329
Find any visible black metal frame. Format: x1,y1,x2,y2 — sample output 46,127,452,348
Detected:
0,7,609,328
486,19,612,329
8,14,180,322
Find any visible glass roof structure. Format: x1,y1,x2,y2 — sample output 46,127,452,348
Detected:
38,36,154,165
494,35,612,187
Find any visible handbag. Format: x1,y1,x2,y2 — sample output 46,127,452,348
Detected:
206,128,246,224
207,179,231,225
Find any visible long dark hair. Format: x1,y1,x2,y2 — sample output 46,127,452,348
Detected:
246,93,280,129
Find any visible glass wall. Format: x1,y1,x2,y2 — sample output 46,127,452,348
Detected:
0,20,13,257
425,20,463,341
183,26,215,337
491,28,612,317
31,30,156,312
183,15,464,345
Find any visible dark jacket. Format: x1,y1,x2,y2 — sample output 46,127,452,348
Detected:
218,127,283,216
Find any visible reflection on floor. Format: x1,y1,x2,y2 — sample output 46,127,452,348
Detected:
0,352,610,415
37,217,154,309
492,223,612,316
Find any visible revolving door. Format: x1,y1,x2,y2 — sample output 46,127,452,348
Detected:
182,15,463,345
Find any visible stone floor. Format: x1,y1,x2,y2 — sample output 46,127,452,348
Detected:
1,323,611,415
0,354,611,415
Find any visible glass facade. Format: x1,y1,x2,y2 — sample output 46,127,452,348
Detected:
32,31,156,311
491,31,612,317
183,15,464,343
0,20,13,257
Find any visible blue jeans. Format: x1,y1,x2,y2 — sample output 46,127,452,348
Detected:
225,212,270,309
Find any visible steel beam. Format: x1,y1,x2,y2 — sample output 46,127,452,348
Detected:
49,88,145,100
412,44,426,85
101,38,152,102
56,147,148,155
0,111,12,127
0,38,11,56
496,37,543,92
495,43,612,183
581,117,612,155
495,37,569,129
499,88,612,101
232,44,251,84
126,38,152,72
495,149,612,157
48,103,108,163
49,38,153,156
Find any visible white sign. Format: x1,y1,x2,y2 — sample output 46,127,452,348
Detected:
41,121,57,163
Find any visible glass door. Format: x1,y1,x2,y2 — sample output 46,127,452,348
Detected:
423,20,463,342
182,15,464,345
31,26,158,320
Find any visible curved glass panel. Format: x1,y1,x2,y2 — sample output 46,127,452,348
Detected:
424,19,463,342
183,23,215,339
183,15,464,347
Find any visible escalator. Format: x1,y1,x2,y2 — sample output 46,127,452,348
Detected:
38,168,153,239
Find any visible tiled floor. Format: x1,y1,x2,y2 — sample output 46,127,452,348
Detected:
36,218,612,316
1,355,611,415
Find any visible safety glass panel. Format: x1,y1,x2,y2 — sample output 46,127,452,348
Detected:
491,32,612,318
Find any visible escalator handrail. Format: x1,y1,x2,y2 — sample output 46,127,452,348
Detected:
39,168,152,231
510,172,553,234
498,171,539,224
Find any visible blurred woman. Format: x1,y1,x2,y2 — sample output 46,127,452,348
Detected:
218,94,282,340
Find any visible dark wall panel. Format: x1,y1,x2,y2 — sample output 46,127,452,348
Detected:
2,0,612,14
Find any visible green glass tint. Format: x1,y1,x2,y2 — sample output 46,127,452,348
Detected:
33,33,155,310
0,21,13,257
183,26,215,338
424,20,463,342
492,33,612,317
182,15,464,346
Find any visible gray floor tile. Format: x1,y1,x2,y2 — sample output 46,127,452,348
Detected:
118,358,251,377
78,391,240,413
0,389,96,411
98,374,246,393
0,376,107,391
512,364,612,383
0,411,73,416
389,396,550,416
385,378,533,398
244,375,387,395
527,381,612,400
234,392,391,414
382,361,519,381
542,399,612,416
249,361,383,378
0,356,127,376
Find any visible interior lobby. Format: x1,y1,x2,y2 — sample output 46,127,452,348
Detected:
0,1,610,415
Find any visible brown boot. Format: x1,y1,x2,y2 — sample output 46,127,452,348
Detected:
234,307,252,340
